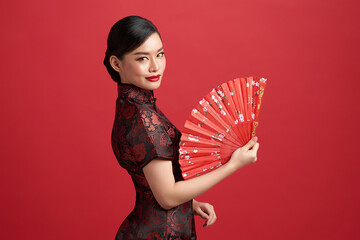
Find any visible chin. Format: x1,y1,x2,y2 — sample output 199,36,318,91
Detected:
144,78,162,90
149,81,161,90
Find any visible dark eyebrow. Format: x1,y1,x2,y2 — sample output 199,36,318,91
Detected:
133,46,164,55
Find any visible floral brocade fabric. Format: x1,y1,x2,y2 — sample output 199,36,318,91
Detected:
111,83,196,240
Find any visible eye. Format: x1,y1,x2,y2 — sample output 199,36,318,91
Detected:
137,52,164,61
137,57,148,61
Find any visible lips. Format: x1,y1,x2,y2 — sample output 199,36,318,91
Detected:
146,74,161,82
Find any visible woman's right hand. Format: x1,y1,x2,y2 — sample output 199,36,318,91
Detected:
227,136,260,171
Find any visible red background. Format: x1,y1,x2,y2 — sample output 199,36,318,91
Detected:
1,0,360,239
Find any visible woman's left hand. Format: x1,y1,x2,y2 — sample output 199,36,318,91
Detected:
192,199,217,228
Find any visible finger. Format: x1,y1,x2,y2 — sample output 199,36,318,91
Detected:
243,136,258,150
206,212,217,227
200,205,212,227
205,212,213,227
197,207,210,220
250,142,260,153
207,213,217,227
204,206,216,227
202,204,214,216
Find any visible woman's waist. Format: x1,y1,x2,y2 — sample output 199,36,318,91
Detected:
132,187,194,215
130,200,194,227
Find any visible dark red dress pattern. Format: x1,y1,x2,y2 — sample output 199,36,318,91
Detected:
111,83,196,240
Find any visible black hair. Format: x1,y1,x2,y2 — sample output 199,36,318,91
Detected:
103,15,161,84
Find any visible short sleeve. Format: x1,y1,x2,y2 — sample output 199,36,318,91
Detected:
126,107,177,169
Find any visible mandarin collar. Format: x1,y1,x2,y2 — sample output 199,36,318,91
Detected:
117,83,157,104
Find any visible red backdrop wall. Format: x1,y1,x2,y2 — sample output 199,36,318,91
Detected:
1,0,359,239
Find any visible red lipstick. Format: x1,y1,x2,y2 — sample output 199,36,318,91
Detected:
145,74,161,82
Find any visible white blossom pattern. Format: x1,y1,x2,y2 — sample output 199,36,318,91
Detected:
179,76,267,180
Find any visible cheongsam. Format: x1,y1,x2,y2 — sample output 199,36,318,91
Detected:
111,83,197,240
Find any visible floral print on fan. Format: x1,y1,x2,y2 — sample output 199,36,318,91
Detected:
179,76,267,180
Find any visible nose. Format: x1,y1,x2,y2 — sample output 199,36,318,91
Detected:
149,57,160,72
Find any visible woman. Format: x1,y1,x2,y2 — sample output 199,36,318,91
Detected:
103,15,259,240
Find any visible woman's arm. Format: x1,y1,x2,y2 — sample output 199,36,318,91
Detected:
143,137,259,210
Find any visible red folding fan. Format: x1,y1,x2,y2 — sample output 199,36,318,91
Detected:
179,76,267,180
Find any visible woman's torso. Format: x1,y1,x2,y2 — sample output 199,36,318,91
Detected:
111,84,196,240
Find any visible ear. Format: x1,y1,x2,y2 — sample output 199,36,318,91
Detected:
109,55,122,73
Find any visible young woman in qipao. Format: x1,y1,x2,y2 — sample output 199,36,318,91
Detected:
103,15,260,240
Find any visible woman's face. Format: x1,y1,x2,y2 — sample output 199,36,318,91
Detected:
115,32,166,90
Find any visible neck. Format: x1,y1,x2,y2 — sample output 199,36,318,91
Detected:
117,83,156,104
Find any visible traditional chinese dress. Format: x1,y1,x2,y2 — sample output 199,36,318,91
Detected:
111,83,196,240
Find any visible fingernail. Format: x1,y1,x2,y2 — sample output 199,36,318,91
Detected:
253,136,258,141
